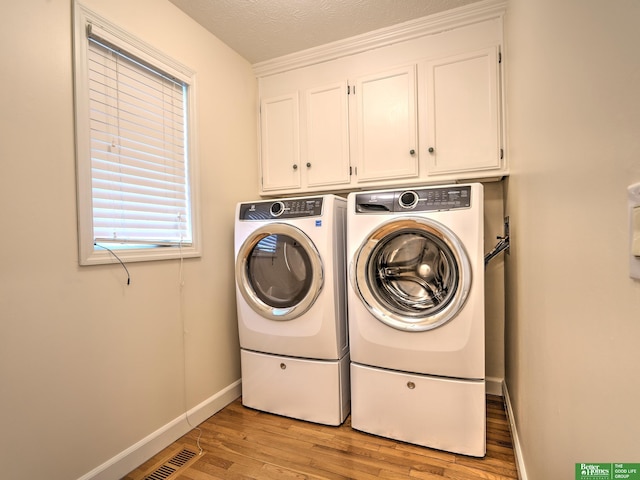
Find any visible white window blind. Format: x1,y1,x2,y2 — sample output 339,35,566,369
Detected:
87,26,191,246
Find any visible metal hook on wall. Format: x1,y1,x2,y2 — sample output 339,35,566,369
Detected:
484,217,510,267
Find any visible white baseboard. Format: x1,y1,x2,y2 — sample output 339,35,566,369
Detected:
77,378,520,480
486,376,503,396
502,381,528,480
77,379,242,480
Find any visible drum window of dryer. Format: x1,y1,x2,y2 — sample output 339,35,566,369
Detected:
351,217,471,331
236,223,324,321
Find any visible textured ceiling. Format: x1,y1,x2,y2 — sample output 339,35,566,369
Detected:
168,0,484,64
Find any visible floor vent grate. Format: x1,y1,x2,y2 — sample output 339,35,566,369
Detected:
166,448,196,468
140,445,201,480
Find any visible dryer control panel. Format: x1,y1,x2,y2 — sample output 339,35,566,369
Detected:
239,197,324,220
354,186,471,213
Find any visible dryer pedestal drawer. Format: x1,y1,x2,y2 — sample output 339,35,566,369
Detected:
241,349,350,425
350,363,486,457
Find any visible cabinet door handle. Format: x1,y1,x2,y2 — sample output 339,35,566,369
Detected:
409,149,415,155
292,164,298,170
428,147,434,153
306,162,311,168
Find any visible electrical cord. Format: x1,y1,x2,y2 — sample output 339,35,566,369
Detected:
178,239,203,456
95,237,202,454
96,236,203,454
94,242,130,285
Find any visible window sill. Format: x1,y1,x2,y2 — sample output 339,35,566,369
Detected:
80,244,201,266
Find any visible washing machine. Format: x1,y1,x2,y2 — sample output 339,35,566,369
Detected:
347,183,485,456
234,194,349,425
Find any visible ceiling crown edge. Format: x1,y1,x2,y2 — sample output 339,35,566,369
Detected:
252,0,507,78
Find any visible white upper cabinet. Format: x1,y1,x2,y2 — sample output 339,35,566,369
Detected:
256,1,507,195
423,47,502,175
351,65,419,184
259,93,301,192
260,83,351,193
260,68,419,194
304,81,351,189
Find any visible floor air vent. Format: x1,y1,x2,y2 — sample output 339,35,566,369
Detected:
141,445,201,480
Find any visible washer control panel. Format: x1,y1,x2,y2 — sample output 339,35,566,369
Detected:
355,186,472,213
239,197,324,220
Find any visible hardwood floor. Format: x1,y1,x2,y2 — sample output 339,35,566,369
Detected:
124,395,518,480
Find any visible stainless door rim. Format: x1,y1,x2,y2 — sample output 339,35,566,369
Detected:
236,223,324,321
350,216,472,331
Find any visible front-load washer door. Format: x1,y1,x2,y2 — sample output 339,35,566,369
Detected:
352,217,471,331
236,223,323,321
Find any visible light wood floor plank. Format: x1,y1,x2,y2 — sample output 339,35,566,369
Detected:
124,395,518,480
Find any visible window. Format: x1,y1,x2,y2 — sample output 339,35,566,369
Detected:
73,4,200,265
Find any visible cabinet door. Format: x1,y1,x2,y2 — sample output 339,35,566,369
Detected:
260,93,301,192
304,82,351,188
425,47,502,174
352,65,419,183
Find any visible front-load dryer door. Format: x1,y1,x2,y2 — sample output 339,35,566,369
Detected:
236,223,323,321
352,217,471,331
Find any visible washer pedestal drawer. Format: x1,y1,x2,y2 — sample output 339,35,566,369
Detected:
350,363,486,457
241,349,350,426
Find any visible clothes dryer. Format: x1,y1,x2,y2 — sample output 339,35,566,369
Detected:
234,195,349,425
347,183,485,456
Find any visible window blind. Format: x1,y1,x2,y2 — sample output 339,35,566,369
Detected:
87,29,191,246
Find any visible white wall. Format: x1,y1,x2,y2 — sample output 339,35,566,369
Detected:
504,0,640,478
0,1,257,479
484,181,506,386
11,0,639,478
